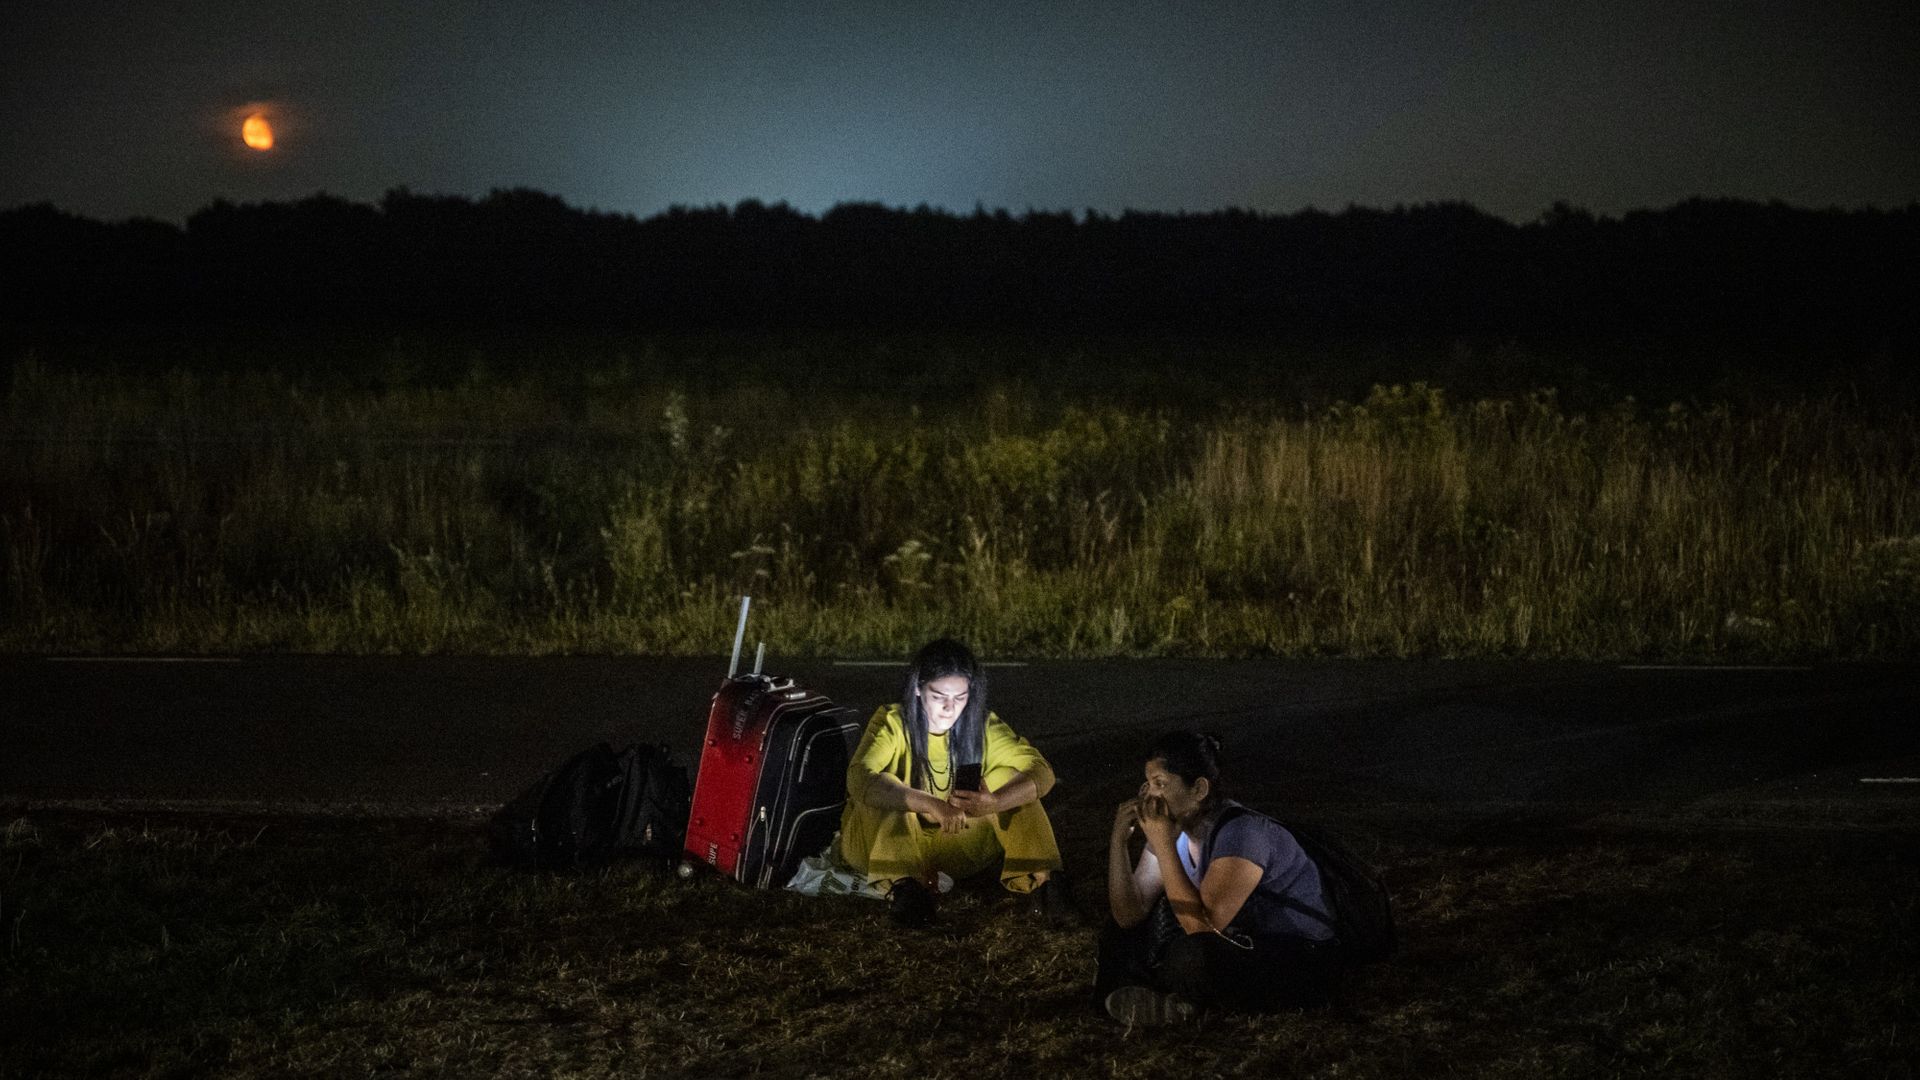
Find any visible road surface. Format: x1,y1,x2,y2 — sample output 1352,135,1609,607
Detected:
4,656,1916,831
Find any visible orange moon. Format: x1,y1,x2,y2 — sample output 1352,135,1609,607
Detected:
242,113,274,150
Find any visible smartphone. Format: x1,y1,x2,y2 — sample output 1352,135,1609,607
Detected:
953,763,983,793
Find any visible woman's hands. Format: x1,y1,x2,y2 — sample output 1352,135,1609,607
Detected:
900,769,1037,834
1136,792,1180,853
920,797,969,834
1116,785,1180,852
948,787,1001,819
1112,796,1141,844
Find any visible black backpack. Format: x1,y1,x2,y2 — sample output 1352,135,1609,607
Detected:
1205,804,1398,964
489,743,692,871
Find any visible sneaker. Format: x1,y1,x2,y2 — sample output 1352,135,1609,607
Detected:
1027,873,1086,928
1104,985,1197,1027
888,877,936,928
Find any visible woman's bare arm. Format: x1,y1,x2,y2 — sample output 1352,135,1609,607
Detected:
1108,798,1165,927
862,773,965,833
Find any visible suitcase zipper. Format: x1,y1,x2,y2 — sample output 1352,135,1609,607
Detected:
750,806,770,888
739,805,767,885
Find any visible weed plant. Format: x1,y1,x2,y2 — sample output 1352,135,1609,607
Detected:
3,359,1916,658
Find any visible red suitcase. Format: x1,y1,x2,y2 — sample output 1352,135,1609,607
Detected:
680,599,862,888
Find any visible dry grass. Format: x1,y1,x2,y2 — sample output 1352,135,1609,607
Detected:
1,809,1913,1079
4,364,1918,659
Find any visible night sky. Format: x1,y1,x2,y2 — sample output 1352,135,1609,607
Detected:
4,0,1915,225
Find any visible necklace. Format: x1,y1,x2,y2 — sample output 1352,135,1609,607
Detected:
922,755,951,795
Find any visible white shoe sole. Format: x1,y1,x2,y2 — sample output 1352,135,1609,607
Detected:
1105,985,1196,1027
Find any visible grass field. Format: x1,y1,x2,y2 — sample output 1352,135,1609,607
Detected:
1,808,1913,1079
9,346,1914,1078
5,356,1919,659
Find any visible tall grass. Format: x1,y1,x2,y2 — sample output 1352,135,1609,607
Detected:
4,359,1916,658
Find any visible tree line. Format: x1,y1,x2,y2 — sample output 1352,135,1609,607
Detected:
3,189,1914,359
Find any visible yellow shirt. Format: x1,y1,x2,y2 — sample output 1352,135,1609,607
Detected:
846,704,1056,800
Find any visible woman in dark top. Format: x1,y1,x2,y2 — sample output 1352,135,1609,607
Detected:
1098,731,1339,1024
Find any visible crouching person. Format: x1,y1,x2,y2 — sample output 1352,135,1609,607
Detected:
832,638,1078,927
1097,731,1340,1025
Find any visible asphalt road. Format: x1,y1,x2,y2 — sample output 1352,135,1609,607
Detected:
4,655,1917,830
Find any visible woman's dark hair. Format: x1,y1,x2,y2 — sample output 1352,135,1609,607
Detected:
1145,730,1225,806
902,638,988,791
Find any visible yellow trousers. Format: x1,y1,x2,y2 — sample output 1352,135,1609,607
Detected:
836,768,1063,894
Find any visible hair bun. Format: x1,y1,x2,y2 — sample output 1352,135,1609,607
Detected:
1202,732,1223,755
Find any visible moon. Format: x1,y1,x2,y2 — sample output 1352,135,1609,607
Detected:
242,113,274,151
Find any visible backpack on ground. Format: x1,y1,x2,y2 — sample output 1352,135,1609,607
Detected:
489,742,692,871
1281,820,1397,964
1206,805,1397,964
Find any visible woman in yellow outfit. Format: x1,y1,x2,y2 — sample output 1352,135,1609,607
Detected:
834,638,1079,927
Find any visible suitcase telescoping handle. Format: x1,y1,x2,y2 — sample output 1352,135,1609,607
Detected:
727,594,769,679
728,595,751,676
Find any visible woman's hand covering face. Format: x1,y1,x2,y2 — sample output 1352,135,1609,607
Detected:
1136,793,1180,848
1112,796,1141,841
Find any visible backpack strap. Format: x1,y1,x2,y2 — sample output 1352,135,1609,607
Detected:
1199,801,1338,933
